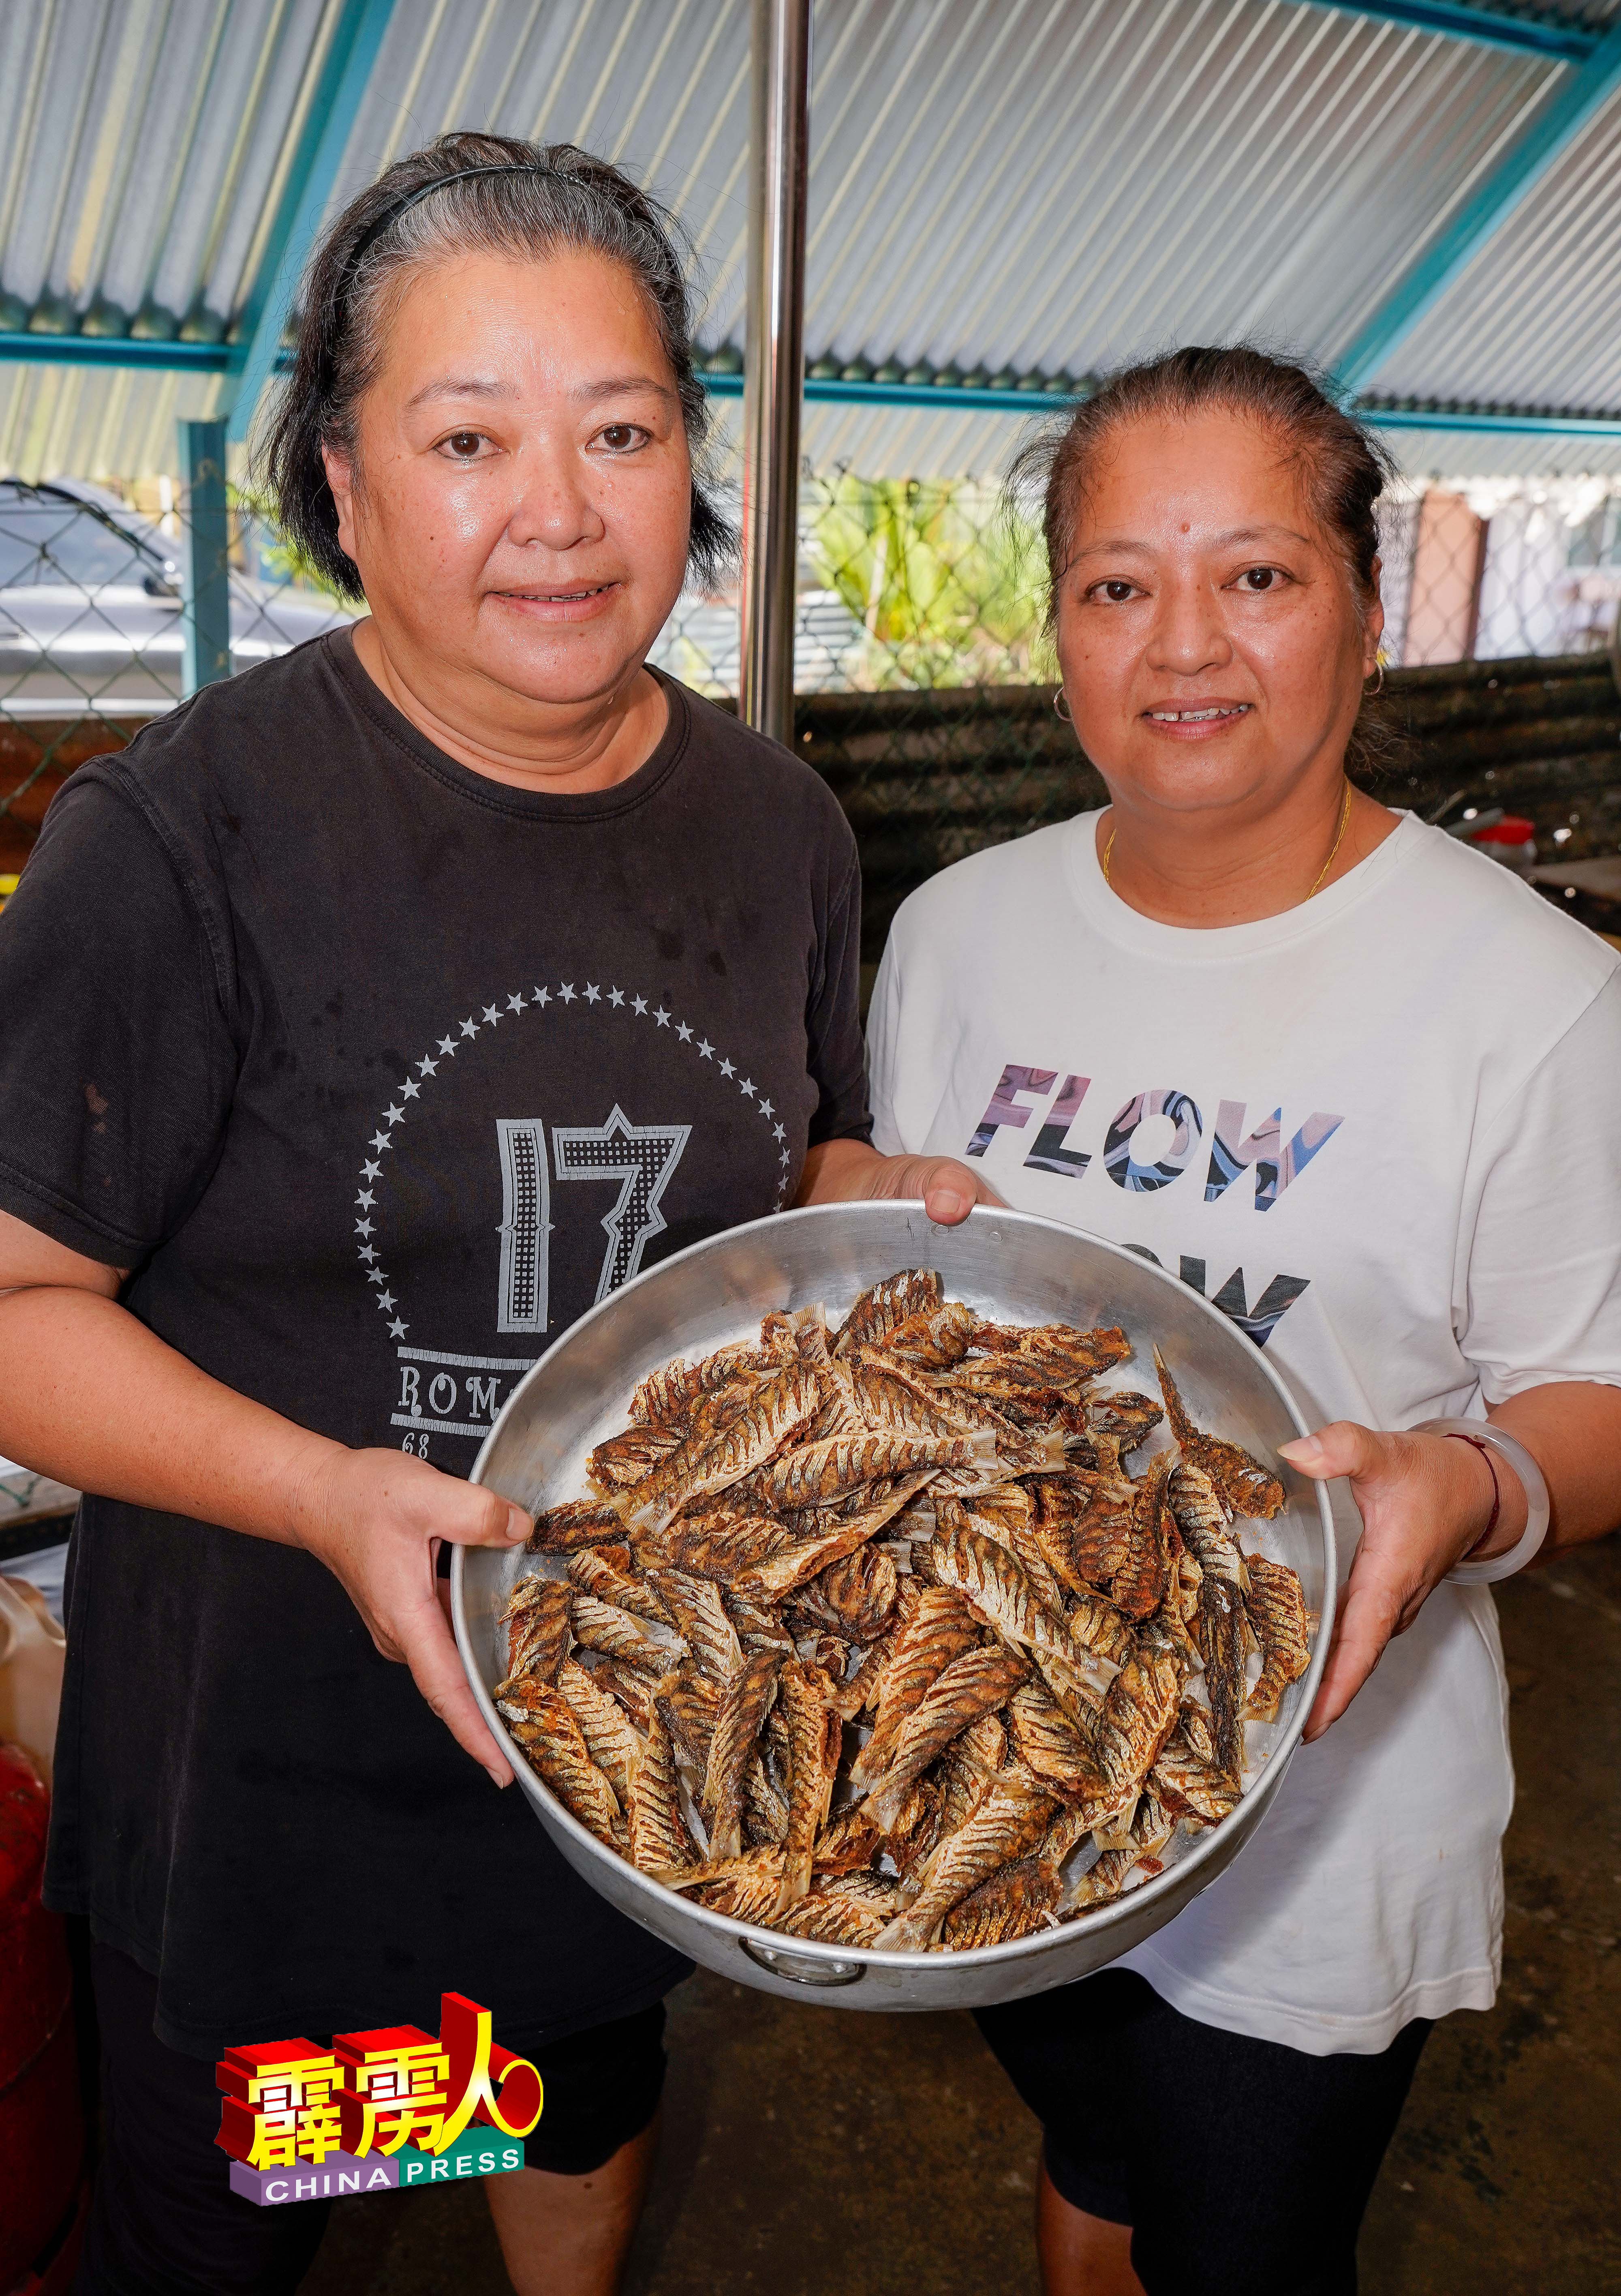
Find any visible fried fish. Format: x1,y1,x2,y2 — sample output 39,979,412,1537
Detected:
691,1848,789,1924
940,1856,1062,1948
588,1425,685,1491
570,1591,680,1670
1110,1452,1179,1621
627,1696,695,1874
628,1341,775,1429
814,1542,900,1645
648,1568,744,1683
567,1545,673,1624
624,1362,829,1534
1170,1462,1251,1593
777,1881,902,1946
811,1804,883,1876
1155,1347,1285,1520
864,1644,1031,1833
880,1298,980,1369
878,1782,1059,1949
834,1268,944,1357
927,1520,1076,1674
528,1497,627,1553
1093,1617,1185,1803
1004,1676,1108,1803
500,1686,623,1848
499,1574,573,1688
1244,1552,1312,1722
1195,1573,1249,1785
1151,1724,1242,1828
734,1472,934,1602
559,1658,643,1808
758,1431,987,1513
849,1588,982,1787
702,1644,787,1862
774,1661,844,1908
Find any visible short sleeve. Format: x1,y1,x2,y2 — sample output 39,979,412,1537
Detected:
805,849,872,1146
0,772,237,1266
1458,966,1621,1399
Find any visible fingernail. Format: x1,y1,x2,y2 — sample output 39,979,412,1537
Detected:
932,1189,968,1219
488,1767,511,1789
1278,1436,1323,1466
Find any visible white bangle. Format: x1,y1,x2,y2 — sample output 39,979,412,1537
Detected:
1415,1417,1550,1585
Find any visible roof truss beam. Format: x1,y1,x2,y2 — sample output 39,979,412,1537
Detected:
1333,16,1621,390
224,0,399,444
1307,3,1598,66
2,338,1618,437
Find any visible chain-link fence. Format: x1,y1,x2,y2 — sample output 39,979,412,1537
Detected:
4,464,1620,945
0,473,355,901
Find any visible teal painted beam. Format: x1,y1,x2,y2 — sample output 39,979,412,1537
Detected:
0,331,233,370
705,369,1621,435
1309,2,1596,65
180,418,231,694
1359,404,1621,437
225,0,398,443
705,371,1072,413
1334,19,1621,390
2,336,1617,441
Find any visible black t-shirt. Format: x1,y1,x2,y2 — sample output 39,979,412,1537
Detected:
0,630,868,2055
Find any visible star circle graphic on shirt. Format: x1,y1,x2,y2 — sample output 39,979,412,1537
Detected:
353,978,791,1448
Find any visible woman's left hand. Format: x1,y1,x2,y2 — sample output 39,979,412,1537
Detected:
1278,1422,1519,1740
796,1138,1003,1225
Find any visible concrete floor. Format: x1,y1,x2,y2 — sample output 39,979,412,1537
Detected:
302,1536,1621,2296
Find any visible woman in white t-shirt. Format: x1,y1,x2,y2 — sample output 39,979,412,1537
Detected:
818,348,1621,2295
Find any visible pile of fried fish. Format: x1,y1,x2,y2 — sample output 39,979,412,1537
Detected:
494,1270,1313,1953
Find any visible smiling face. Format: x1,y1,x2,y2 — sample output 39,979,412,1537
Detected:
1053,408,1382,827
323,245,692,718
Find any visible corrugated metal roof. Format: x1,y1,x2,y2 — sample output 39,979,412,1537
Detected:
2,0,1620,484
1375,55,1621,403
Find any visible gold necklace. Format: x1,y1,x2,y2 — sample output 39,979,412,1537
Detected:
1307,781,1354,898
1100,780,1354,900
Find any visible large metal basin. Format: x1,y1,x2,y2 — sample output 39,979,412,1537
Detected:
453,1202,1335,2012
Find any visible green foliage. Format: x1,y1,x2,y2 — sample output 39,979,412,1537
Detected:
805,475,1054,688
229,486,355,605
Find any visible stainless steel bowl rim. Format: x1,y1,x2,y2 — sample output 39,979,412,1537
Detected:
454,1200,1337,1977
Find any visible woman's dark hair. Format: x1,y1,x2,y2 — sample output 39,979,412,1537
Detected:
1011,345,1403,778
263,131,734,601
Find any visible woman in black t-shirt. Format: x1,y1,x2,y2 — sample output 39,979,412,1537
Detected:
0,138,985,2296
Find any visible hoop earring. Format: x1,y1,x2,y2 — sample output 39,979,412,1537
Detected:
1053,689,1073,722
1364,661,1385,696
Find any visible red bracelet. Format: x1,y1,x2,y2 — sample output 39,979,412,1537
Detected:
1442,1431,1501,1554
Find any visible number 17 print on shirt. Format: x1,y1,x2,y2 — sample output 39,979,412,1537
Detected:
353,973,792,1457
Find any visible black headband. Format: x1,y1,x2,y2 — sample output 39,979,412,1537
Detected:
334,163,558,313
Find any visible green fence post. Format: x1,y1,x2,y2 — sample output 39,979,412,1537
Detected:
180,417,231,694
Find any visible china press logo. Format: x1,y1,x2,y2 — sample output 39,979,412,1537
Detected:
216,1991,543,2206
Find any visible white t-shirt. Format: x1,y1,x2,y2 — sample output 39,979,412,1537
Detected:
867,808,1621,2057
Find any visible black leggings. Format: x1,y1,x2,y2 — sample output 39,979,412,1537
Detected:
75,1944,668,2296
977,1970,1429,2296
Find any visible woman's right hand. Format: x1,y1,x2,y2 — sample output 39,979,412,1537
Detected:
796,1137,1003,1225
291,1446,533,1786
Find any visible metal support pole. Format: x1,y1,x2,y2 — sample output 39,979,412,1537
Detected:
180,418,231,694
740,0,812,747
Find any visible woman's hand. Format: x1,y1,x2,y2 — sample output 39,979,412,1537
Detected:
291,1446,533,1787
1277,1422,1519,1741
796,1137,1003,1225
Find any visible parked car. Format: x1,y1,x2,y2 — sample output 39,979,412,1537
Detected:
648,583,868,696
0,478,353,721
